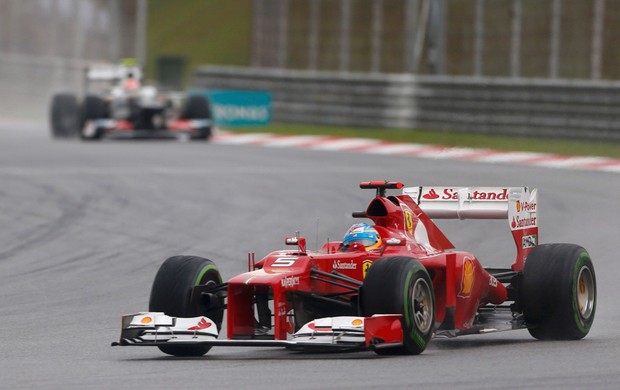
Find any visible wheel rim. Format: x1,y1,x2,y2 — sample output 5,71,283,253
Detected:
576,266,595,320
412,278,433,334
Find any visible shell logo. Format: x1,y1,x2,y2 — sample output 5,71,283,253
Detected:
516,201,521,212
141,316,153,324
352,319,363,326
458,258,475,298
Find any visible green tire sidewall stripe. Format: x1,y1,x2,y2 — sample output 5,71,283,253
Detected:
403,269,414,329
195,263,221,286
412,327,426,348
572,252,595,332
402,263,428,349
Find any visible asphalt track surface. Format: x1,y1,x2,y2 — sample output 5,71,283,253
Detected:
2,121,620,389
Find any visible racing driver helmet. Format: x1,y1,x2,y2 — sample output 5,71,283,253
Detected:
342,223,382,250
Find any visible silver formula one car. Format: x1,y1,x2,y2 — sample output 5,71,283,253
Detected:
50,60,211,140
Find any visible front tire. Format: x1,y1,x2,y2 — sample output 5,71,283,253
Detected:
521,244,596,340
80,95,108,140
50,93,79,138
149,255,223,356
361,257,435,355
181,95,212,140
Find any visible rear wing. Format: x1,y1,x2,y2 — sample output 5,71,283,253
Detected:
402,186,537,271
86,65,142,81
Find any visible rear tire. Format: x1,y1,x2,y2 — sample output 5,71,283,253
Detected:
181,95,212,140
50,93,79,138
361,257,435,355
521,244,596,340
149,255,224,356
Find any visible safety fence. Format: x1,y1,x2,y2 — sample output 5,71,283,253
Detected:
251,0,620,80
194,65,620,142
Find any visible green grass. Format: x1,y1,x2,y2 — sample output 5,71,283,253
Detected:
146,0,252,86
228,123,620,159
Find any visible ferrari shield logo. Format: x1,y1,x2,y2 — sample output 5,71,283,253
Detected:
362,260,373,279
404,210,414,236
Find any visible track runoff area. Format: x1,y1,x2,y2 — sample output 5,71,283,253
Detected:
212,131,620,174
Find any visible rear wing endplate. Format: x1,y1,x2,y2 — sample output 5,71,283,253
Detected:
402,186,538,271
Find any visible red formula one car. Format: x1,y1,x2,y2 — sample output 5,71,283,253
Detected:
113,181,596,356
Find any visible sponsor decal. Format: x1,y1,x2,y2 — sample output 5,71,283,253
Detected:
488,276,498,288
517,201,537,213
423,189,440,200
362,260,373,279
141,316,152,324
286,309,295,334
188,318,211,331
352,319,363,326
307,321,332,332
277,302,296,334
465,188,508,201
511,216,537,229
458,258,475,298
333,260,357,270
404,210,414,235
522,234,538,249
423,188,509,201
281,276,300,288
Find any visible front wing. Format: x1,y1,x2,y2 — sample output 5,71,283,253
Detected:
84,119,211,137
112,313,404,352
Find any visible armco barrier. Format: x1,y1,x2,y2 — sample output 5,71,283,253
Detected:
193,65,620,142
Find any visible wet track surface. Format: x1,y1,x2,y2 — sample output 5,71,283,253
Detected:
2,122,620,389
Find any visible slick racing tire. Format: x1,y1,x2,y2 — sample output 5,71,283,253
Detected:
181,95,212,140
521,244,596,340
361,257,435,355
50,93,79,138
80,95,108,140
149,255,224,356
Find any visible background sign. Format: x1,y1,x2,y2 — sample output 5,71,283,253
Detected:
192,89,271,127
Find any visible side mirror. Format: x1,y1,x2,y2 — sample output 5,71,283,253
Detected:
285,235,306,253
